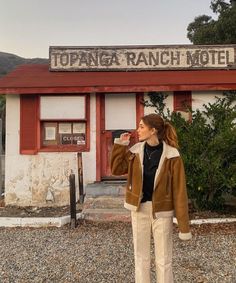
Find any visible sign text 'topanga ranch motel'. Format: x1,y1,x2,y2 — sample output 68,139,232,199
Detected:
50,45,236,71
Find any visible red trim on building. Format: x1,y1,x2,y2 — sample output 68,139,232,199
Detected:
136,93,145,128
2,85,236,94
96,94,102,182
96,94,105,181
1,64,236,94
173,91,192,111
20,95,39,154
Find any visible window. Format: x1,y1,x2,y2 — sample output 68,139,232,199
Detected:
173,91,192,121
42,122,86,146
105,93,136,130
40,95,89,152
40,96,85,119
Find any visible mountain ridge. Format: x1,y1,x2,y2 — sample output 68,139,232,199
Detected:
0,51,48,77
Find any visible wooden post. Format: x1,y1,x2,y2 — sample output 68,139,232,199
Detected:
77,152,85,204
69,173,76,228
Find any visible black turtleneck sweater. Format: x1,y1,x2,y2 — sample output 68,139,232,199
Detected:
141,141,163,203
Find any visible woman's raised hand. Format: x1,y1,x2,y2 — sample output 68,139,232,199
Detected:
120,132,131,142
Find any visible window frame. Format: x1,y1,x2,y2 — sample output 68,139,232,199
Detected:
39,94,90,152
173,91,192,112
173,91,192,122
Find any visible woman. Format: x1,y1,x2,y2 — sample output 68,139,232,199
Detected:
110,113,192,283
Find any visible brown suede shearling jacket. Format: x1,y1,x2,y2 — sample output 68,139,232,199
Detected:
110,138,192,241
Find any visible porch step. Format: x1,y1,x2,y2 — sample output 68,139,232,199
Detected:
84,181,126,197
82,195,131,222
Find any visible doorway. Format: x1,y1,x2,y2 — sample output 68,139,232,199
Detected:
97,92,144,180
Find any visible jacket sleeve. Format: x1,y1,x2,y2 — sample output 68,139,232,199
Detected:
110,138,132,176
172,156,192,241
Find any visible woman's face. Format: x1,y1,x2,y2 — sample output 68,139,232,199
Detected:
137,120,155,141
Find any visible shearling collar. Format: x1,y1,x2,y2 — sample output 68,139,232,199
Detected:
129,140,179,159
129,141,180,191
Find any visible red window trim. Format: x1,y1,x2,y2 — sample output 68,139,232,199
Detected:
39,94,90,152
20,94,40,155
173,91,192,112
173,91,192,122
20,94,90,154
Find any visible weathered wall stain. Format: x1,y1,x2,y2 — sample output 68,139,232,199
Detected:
5,153,78,207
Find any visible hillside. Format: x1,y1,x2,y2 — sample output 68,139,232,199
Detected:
0,51,48,77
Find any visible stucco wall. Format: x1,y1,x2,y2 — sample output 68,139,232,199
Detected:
192,91,223,112
5,94,96,207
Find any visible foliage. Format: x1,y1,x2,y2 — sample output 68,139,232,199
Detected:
187,0,236,44
146,91,236,210
143,91,169,117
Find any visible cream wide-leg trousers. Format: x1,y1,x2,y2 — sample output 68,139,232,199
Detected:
131,201,174,283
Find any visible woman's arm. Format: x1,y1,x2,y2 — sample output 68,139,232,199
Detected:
172,156,192,240
110,133,132,176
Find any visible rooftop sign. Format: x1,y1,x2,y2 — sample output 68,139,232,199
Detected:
49,45,236,71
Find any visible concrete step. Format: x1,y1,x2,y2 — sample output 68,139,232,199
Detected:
84,181,126,197
82,195,131,222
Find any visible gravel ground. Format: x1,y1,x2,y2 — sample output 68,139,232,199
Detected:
0,220,235,283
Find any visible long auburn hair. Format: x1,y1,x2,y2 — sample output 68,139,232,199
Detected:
141,113,179,149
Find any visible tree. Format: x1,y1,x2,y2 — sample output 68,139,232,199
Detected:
187,0,236,44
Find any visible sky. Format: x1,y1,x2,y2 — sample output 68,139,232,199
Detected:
0,0,217,59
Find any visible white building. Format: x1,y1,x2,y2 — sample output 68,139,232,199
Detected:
0,45,235,207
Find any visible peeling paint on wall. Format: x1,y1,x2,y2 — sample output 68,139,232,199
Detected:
5,153,78,207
